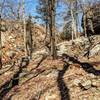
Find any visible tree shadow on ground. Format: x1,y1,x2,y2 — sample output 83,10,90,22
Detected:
62,53,100,76
57,63,70,100
0,56,30,99
0,67,22,99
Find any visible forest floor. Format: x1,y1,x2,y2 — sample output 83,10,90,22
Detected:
0,36,100,100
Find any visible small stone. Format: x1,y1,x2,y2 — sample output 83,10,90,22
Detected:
6,50,16,59
92,80,97,86
93,96,99,100
97,87,100,91
45,95,56,100
83,98,88,100
73,79,81,86
81,80,92,89
69,61,73,64
88,95,94,100
45,69,58,78
92,79,100,87
82,80,92,86
89,74,96,78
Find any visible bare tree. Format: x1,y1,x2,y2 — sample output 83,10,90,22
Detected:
22,0,27,56
0,0,6,68
37,0,57,59
0,15,2,68
17,0,21,20
63,0,79,40
48,0,57,59
26,16,33,59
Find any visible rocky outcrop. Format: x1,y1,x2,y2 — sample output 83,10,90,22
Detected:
57,35,100,58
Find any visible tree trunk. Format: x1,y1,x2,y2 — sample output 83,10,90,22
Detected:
0,15,2,68
44,21,48,42
75,0,78,38
26,16,33,59
70,5,74,40
22,0,27,56
70,3,77,40
17,0,21,20
49,0,57,59
0,0,6,68
83,13,87,37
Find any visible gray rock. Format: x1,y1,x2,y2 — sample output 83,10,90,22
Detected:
73,79,81,86
90,44,100,57
46,69,58,78
81,80,92,89
92,79,100,87
6,50,16,59
88,74,96,78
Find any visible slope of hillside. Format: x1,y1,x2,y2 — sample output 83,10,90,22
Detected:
1,30,100,100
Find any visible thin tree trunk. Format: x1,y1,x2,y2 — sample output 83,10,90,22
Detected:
0,15,2,68
83,13,87,37
17,0,21,20
71,3,77,40
45,0,48,40
22,0,27,56
75,0,78,38
89,10,94,34
44,21,48,42
46,22,48,38
0,0,5,68
26,16,33,59
70,5,74,40
79,0,88,37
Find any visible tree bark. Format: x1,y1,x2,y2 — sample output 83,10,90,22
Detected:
70,4,74,40
17,0,21,20
0,0,5,68
0,15,2,68
83,13,87,37
22,0,27,56
49,0,57,59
